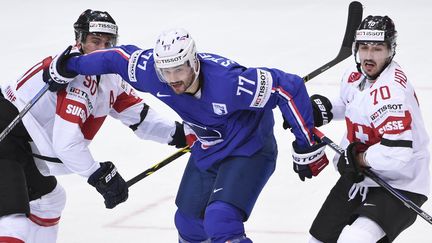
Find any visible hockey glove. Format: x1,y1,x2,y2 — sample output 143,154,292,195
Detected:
168,121,187,148
87,161,128,209
292,141,329,181
310,94,333,127
337,142,369,183
43,45,80,91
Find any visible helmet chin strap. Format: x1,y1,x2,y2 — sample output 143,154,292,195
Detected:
184,61,201,95
185,72,201,95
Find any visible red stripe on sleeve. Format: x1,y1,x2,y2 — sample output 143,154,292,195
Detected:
278,86,313,144
16,56,52,90
81,115,107,140
0,237,24,243
28,213,60,227
113,91,142,113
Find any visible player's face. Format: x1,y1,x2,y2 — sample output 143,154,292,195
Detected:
358,43,390,79
80,33,116,54
159,63,195,94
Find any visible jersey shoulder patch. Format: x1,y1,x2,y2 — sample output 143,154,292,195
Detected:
348,72,362,83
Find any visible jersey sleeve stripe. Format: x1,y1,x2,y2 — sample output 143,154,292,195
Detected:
81,115,107,140
129,103,150,131
91,48,131,61
16,56,52,90
112,91,143,113
28,213,60,227
274,87,313,144
381,138,413,148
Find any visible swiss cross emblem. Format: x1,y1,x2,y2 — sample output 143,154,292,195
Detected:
355,126,369,143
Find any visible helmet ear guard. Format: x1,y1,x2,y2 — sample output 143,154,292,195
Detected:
74,9,118,46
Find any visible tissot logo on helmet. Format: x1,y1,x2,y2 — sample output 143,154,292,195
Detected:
89,22,118,35
356,30,385,42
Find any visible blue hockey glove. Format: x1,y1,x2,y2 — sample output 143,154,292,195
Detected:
43,45,80,91
87,161,128,209
168,121,187,148
337,142,369,183
292,141,329,181
310,94,333,127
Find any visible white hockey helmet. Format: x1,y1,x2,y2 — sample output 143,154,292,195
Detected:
153,28,200,83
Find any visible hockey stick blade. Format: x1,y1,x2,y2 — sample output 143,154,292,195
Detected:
126,146,190,188
303,1,363,82
313,128,432,225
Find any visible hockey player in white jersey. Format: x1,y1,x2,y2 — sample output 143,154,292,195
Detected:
0,9,185,243
307,15,430,243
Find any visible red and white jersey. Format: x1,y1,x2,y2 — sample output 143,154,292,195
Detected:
1,54,176,177
331,61,430,196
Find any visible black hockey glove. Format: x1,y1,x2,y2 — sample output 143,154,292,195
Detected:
310,94,333,127
168,121,187,148
337,142,369,183
43,45,80,92
88,161,128,209
291,140,329,181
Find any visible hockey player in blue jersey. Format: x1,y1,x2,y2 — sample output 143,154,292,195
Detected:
46,28,329,243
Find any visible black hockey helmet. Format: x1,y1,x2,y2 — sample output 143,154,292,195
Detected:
354,15,397,54
74,9,118,46
353,15,397,79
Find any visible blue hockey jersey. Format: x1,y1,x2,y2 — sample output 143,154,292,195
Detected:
66,45,315,169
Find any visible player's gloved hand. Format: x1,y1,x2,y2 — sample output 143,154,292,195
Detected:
168,121,187,148
292,141,329,181
282,94,332,129
310,94,333,127
87,161,128,209
43,45,80,91
337,142,369,183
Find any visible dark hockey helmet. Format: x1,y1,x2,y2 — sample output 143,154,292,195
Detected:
353,15,397,59
74,9,118,46
353,15,397,79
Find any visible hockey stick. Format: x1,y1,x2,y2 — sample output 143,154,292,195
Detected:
313,128,432,225
126,146,190,188
303,1,363,82
0,83,50,143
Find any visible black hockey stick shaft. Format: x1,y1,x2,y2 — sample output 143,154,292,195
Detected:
313,128,432,225
126,146,190,188
303,1,363,82
0,83,50,143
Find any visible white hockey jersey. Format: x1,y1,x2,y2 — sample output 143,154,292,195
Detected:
1,54,176,178
331,61,430,197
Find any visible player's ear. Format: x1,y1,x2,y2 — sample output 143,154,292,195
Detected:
75,40,82,50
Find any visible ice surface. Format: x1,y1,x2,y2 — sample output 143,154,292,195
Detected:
1,0,431,242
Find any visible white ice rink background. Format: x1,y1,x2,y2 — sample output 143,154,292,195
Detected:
1,0,431,242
